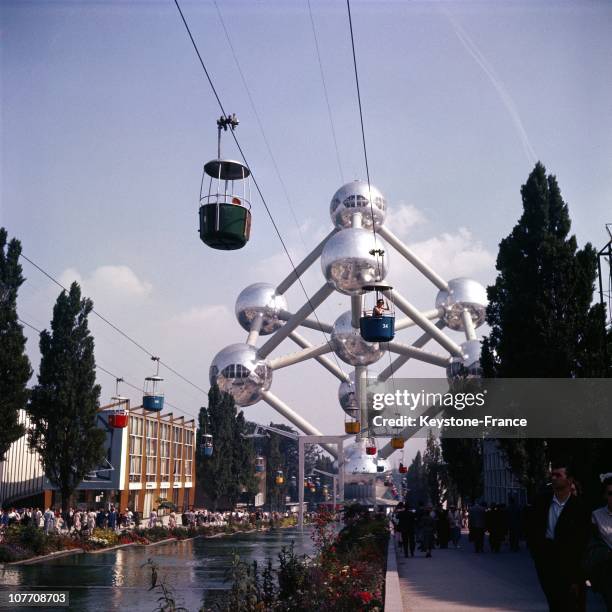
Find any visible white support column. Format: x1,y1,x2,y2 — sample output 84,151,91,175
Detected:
461,309,477,341
351,295,363,328
355,365,368,439
246,313,263,346
394,308,443,332
278,310,333,334
276,228,337,295
378,321,446,381
258,283,335,358
269,343,333,371
378,225,449,292
260,390,337,457
289,331,350,382
384,289,464,357
387,341,451,368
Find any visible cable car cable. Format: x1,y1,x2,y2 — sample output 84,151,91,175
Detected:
18,253,208,397
306,0,345,184
173,0,347,376
17,316,195,419
212,0,308,251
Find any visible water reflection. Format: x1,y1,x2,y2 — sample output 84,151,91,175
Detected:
0,527,313,611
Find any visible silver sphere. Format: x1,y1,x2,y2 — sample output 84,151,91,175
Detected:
209,343,272,407
235,283,287,335
341,440,391,484
435,277,488,331
338,371,378,417
329,180,387,230
331,311,385,366
321,228,389,295
447,339,482,380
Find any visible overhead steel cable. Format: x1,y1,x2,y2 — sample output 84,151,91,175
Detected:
212,0,308,251
306,0,345,184
173,0,346,374
18,316,195,418
19,253,209,397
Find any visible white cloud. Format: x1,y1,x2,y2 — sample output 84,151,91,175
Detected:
386,202,427,238
408,227,495,281
59,265,152,300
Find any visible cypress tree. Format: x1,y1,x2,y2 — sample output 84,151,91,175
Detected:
196,385,255,509
483,162,611,501
28,282,106,512
0,228,32,460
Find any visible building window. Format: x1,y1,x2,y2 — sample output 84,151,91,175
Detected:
129,416,144,482
145,417,158,482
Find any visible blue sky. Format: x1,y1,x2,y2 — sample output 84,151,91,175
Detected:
2,0,611,462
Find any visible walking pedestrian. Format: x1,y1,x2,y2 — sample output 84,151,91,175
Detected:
527,462,590,612
469,501,487,553
448,506,462,548
420,504,436,558
396,503,416,558
584,474,612,610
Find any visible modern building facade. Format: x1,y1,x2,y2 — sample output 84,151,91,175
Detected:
0,405,197,514
482,439,527,506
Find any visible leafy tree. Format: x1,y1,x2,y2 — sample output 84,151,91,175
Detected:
482,162,612,501
422,430,451,506
28,282,106,512
196,385,256,509
404,450,427,506
0,228,32,460
440,437,482,504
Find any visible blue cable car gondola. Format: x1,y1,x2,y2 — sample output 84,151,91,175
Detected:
359,282,395,342
200,433,213,457
143,356,164,412
255,456,265,473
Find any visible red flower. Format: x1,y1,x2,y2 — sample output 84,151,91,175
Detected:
356,591,373,604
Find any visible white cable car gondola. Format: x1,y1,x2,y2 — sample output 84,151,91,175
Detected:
143,356,164,412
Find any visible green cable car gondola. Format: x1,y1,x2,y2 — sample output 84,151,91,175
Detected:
199,114,252,250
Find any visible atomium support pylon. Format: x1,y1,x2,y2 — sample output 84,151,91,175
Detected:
209,180,487,475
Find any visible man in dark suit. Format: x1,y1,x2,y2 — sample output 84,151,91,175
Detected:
527,462,591,612
396,503,416,557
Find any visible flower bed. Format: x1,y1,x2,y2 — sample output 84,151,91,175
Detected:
208,506,387,611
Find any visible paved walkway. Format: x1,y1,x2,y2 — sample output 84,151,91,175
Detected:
395,533,606,611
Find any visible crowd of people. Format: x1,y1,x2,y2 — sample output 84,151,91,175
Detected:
392,464,612,612
0,505,294,538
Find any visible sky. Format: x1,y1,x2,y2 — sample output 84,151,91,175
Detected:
2,0,611,464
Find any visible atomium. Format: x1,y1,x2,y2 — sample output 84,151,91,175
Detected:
209,343,272,407
338,371,378,417
235,282,287,335
331,311,385,366
341,439,391,484
447,339,482,380
435,277,487,331
321,227,389,295
329,180,387,230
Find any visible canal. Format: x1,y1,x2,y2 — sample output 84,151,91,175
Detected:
0,527,314,611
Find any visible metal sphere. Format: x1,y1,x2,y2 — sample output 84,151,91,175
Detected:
329,180,387,230
435,277,488,331
235,282,288,335
331,311,385,366
447,339,482,380
321,228,389,295
209,343,272,407
338,371,378,417
342,440,391,483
